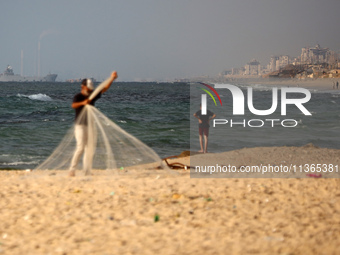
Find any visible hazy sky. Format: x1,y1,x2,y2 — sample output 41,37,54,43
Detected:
1,0,339,81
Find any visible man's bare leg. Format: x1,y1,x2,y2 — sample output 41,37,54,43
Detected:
198,135,204,152
204,135,209,153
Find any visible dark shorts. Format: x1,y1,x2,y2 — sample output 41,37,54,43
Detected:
199,127,209,137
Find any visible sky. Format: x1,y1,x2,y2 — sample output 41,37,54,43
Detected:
1,0,339,81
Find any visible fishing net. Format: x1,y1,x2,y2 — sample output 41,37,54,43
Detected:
34,78,168,176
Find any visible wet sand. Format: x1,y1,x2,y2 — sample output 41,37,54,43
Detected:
0,145,339,255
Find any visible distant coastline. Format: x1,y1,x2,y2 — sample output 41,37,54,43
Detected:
0,65,57,82
230,77,340,90
178,76,340,90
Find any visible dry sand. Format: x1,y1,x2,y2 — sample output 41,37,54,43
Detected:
240,77,339,91
1,145,339,255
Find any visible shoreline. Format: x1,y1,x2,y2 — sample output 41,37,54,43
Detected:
2,144,340,172
225,77,340,90
168,144,340,177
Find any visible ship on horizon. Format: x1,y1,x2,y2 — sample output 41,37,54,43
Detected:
0,65,57,82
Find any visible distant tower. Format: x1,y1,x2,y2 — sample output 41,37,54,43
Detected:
38,41,41,77
270,56,279,71
21,50,24,76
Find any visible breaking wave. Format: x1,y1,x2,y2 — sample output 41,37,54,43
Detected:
17,93,52,101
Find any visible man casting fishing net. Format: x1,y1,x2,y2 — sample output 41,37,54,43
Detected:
69,71,118,176
35,71,167,177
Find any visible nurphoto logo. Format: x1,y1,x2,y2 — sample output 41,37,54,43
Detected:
200,84,312,128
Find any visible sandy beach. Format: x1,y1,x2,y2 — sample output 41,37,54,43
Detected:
237,77,340,91
1,145,339,255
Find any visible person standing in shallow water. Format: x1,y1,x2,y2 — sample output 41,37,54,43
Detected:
69,71,118,177
193,105,216,153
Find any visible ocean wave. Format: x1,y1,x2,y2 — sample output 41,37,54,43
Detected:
17,93,52,101
0,119,30,124
248,84,273,91
0,153,41,168
312,89,340,94
1,161,40,166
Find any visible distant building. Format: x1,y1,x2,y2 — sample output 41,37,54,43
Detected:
270,56,279,71
244,59,261,75
220,70,232,76
232,67,245,76
301,44,330,64
328,50,339,69
278,55,290,69
270,55,290,71
221,43,339,81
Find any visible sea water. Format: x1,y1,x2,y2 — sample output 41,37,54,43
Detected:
0,82,189,169
1,81,340,169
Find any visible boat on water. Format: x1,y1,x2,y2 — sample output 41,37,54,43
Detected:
0,65,57,82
